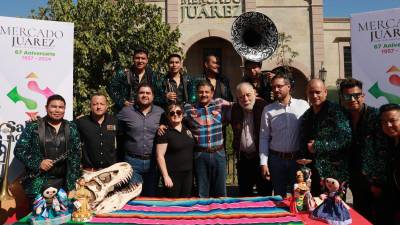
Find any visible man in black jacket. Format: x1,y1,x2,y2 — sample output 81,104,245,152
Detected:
107,47,158,112
230,82,272,196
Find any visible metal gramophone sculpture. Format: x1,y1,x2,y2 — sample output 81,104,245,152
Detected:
231,11,279,62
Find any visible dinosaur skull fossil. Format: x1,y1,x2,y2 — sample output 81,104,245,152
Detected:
81,162,141,213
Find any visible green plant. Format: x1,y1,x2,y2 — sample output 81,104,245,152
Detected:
31,0,181,115
269,32,299,72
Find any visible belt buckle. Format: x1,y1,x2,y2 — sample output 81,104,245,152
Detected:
282,152,294,160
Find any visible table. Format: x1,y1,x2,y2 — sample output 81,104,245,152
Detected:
12,196,372,225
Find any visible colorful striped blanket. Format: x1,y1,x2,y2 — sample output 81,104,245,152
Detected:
90,196,303,225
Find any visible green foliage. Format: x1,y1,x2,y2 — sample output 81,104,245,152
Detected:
268,32,299,72
31,0,181,115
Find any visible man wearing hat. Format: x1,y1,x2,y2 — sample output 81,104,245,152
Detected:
242,60,274,103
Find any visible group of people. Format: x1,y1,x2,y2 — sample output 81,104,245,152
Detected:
13,47,400,224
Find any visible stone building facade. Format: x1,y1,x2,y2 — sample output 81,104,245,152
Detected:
148,0,351,99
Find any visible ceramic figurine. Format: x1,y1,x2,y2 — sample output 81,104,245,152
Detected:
312,178,352,225
30,187,71,225
72,178,92,222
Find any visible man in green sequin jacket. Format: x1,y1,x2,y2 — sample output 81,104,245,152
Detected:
107,48,159,112
300,79,352,195
14,95,81,199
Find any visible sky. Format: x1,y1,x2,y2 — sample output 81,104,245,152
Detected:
0,0,399,18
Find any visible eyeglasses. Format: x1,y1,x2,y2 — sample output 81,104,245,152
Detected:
169,110,183,117
342,93,363,101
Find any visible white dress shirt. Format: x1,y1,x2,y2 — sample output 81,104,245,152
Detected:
240,111,256,154
259,97,309,165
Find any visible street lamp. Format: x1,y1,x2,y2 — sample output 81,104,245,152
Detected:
319,67,327,83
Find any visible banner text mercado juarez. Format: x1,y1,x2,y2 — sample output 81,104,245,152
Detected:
181,0,242,20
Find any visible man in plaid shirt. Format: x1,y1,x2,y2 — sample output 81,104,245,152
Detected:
184,80,232,197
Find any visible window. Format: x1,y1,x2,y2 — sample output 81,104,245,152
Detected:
343,46,352,78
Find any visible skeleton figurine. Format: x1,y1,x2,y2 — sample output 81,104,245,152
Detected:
291,159,316,213
291,170,316,212
81,162,142,214
72,178,92,222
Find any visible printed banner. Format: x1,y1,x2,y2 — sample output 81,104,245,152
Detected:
351,8,400,107
0,16,74,180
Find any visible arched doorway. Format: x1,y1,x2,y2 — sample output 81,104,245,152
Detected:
272,66,308,100
184,37,242,97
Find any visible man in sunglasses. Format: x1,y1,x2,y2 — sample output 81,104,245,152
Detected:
339,78,379,220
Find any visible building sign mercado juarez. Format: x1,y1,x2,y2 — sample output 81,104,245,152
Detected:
181,0,242,21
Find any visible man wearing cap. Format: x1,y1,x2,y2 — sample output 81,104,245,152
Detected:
108,47,158,112
242,60,274,103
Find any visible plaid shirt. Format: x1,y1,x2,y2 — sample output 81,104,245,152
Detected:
184,98,228,149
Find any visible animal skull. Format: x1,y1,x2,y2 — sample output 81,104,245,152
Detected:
95,183,142,214
81,162,134,209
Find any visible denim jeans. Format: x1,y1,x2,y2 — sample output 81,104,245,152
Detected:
125,155,158,196
268,153,297,197
194,150,227,198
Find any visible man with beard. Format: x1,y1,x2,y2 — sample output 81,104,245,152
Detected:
241,60,274,103
201,54,233,101
108,47,158,112
14,94,81,202
339,78,379,220
76,94,120,172
117,83,165,196
300,79,351,195
259,74,309,197
184,80,232,198
230,82,273,196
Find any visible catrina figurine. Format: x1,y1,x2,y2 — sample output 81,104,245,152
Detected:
312,178,352,225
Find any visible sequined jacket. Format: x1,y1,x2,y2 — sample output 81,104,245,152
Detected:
107,66,158,111
14,119,81,195
362,129,395,186
154,73,197,108
345,104,380,181
300,100,352,183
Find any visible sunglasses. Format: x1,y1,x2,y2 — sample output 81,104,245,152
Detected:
342,93,363,101
169,110,183,117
